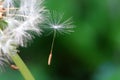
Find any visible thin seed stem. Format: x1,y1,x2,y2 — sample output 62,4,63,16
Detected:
8,14,29,18
51,30,56,53
10,53,35,80
48,30,56,65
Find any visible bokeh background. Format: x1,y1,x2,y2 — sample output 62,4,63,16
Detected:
1,0,120,80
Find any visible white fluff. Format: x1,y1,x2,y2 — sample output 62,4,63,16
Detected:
45,11,74,34
0,0,45,65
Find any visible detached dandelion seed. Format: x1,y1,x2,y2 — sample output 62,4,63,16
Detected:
46,11,74,65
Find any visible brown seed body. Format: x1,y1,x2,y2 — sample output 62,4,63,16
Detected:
10,65,19,70
0,1,6,19
48,52,52,65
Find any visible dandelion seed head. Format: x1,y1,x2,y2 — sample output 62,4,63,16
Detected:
2,0,45,47
0,0,46,69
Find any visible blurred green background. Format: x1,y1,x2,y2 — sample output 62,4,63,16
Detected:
1,0,120,80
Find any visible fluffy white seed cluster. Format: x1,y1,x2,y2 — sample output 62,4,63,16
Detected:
0,0,45,65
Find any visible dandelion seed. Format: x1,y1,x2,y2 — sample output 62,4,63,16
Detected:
46,11,74,65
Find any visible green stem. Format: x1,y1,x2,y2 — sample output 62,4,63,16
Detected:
10,53,35,80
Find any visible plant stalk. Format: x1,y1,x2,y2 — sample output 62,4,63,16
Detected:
10,53,35,80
